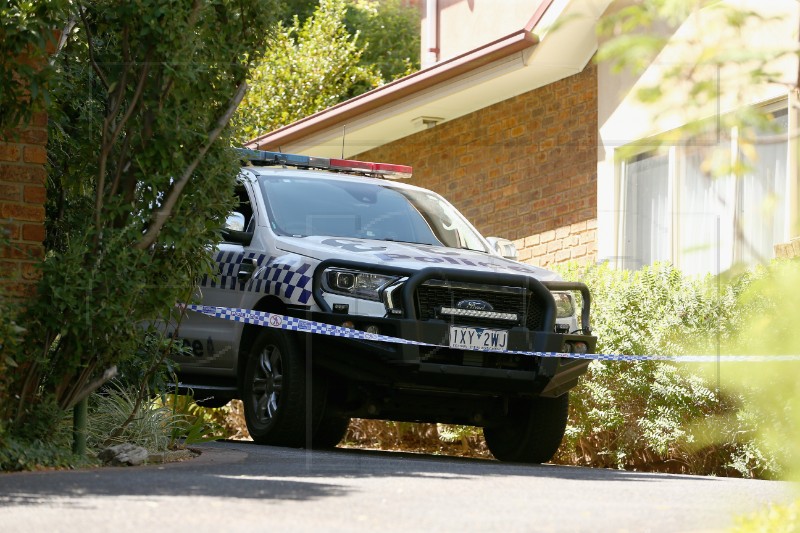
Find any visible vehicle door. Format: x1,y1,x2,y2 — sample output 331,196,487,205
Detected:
173,174,263,373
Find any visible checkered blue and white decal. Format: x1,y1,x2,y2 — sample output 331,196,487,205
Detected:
202,251,314,305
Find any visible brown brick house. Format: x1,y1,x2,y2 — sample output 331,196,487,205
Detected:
356,68,598,266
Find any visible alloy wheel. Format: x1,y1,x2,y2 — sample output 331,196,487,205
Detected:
250,344,283,424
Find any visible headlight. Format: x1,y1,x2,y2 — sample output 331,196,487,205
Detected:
552,291,575,319
323,268,400,301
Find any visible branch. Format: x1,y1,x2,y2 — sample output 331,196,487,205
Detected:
135,81,248,250
108,132,131,199
49,16,78,65
57,358,97,411
158,77,175,113
188,0,202,27
107,29,154,132
78,3,109,91
95,49,151,236
108,51,151,151
105,26,132,122
64,366,118,410
796,15,800,92
153,0,199,114
14,360,40,424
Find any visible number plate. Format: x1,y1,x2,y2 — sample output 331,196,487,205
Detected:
449,326,508,352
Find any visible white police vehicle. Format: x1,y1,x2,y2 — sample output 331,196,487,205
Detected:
174,148,597,463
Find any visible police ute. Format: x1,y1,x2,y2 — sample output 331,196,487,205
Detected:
173,148,597,463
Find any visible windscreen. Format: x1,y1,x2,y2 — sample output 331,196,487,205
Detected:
259,174,488,253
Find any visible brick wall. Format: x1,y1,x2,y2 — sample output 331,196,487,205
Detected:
0,112,47,299
357,63,597,268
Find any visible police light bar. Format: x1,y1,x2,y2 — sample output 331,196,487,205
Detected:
235,148,412,179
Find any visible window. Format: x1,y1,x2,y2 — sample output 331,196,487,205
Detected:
259,174,489,253
620,151,671,270
618,105,789,274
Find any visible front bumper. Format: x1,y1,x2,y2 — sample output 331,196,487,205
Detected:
299,309,595,397
300,260,597,398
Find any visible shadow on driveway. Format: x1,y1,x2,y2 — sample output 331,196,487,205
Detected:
0,439,744,508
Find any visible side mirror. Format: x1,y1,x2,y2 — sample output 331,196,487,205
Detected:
486,237,518,261
225,212,246,232
222,212,253,245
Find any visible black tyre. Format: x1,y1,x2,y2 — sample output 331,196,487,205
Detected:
483,393,569,463
312,411,350,449
242,329,312,447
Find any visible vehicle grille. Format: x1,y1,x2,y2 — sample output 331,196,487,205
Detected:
414,281,548,331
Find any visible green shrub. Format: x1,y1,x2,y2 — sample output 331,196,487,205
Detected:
87,381,229,453
0,435,78,472
87,381,180,452
85,327,229,453
716,260,800,480
161,393,231,448
558,262,746,357
0,300,25,428
0,396,78,471
554,262,776,477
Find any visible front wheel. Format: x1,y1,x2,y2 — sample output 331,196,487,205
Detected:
242,329,311,447
483,393,569,463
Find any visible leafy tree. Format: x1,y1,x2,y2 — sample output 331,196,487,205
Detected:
345,0,420,83
4,0,278,438
276,0,318,25
234,0,381,141
273,0,420,81
233,0,420,142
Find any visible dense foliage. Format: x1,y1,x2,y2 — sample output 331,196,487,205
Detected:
2,0,278,453
273,0,421,74
344,0,420,83
234,0,420,142
234,0,380,141
555,262,775,477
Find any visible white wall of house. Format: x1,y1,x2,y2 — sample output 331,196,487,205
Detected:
597,0,800,274
420,0,540,67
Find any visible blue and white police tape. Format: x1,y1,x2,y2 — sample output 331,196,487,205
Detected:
182,304,800,363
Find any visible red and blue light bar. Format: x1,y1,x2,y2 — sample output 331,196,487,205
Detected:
236,148,412,180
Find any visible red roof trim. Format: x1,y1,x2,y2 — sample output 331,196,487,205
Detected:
526,0,557,32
